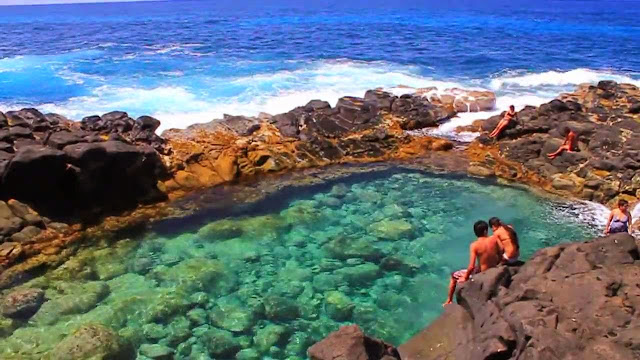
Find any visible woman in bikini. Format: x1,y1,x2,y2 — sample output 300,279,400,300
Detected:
547,126,577,159
489,105,517,138
605,199,633,235
489,217,520,264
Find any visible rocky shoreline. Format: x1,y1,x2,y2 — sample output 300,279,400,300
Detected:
467,81,640,208
0,82,638,359
0,88,479,285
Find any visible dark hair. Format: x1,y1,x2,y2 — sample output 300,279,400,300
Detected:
473,220,489,237
488,217,520,251
618,199,629,207
562,126,572,136
509,105,515,110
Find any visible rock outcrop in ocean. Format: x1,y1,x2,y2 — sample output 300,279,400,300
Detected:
467,81,640,206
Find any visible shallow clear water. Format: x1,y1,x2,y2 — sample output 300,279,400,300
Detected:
0,170,601,359
1,1,639,133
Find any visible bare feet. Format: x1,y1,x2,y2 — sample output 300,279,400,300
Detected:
443,300,452,307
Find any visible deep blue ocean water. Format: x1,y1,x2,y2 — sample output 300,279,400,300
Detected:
1,0,639,133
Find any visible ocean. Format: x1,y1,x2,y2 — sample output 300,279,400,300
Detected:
1,0,639,135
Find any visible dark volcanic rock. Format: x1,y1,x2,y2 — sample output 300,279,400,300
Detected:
308,325,400,360
1,288,45,319
397,233,640,360
474,81,640,203
391,95,452,130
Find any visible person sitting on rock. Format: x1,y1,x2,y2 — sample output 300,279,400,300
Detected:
547,126,577,159
443,220,503,306
605,199,632,235
489,217,520,265
489,105,517,138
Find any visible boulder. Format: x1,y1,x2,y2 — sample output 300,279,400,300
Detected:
139,344,174,360
308,325,400,360
202,327,242,358
44,324,135,360
1,288,45,319
395,234,640,360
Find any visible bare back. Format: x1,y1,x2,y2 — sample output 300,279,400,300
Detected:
495,226,519,259
471,236,502,271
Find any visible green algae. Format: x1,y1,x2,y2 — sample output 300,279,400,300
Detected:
0,170,600,359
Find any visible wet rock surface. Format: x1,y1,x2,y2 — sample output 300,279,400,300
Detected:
1,288,45,319
308,324,401,360
0,89,459,282
43,324,136,360
0,108,167,220
468,81,640,206
395,233,640,360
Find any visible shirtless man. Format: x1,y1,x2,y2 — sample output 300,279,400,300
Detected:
443,220,502,306
489,217,520,264
547,126,577,159
489,105,517,138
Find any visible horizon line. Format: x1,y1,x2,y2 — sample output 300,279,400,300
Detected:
0,0,166,6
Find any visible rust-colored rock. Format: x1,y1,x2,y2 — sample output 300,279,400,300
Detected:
308,325,400,360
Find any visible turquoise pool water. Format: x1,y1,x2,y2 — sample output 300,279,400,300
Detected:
0,170,600,359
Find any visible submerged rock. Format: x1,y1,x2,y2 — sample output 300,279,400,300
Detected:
368,219,414,240
44,324,135,360
335,263,381,286
324,291,355,321
201,327,242,358
263,295,301,321
209,298,256,332
139,343,174,360
1,288,45,319
253,324,287,353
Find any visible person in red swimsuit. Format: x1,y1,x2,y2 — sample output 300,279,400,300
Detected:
489,105,517,138
547,127,577,159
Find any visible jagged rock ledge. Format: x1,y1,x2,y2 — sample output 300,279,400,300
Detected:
311,233,640,360
465,80,640,208
0,89,480,287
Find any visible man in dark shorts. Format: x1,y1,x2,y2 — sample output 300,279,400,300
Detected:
443,220,503,306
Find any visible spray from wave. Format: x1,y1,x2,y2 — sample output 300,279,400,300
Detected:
1,57,639,137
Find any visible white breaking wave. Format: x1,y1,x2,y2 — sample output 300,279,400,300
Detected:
490,68,640,89
11,60,479,134
428,68,640,141
2,61,639,138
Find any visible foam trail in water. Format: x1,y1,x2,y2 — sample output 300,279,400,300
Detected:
424,68,640,141
490,68,640,88
9,60,477,134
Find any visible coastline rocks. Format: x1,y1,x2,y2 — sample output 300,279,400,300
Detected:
1,288,45,319
397,233,640,360
308,324,400,360
0,109,168,220
470,81,640,205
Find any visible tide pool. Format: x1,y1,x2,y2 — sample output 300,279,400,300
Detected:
0,170,601,359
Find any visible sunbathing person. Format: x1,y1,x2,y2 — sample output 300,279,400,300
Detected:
443,220,502,306
547,127,577,159
605,199,632,235
489,217,520,264
489,105,517,138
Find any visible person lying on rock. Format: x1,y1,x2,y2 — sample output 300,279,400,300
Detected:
443,220,503,306
547,126,577,159
489,105,517,138
489,217,520,265
605,199,632,235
